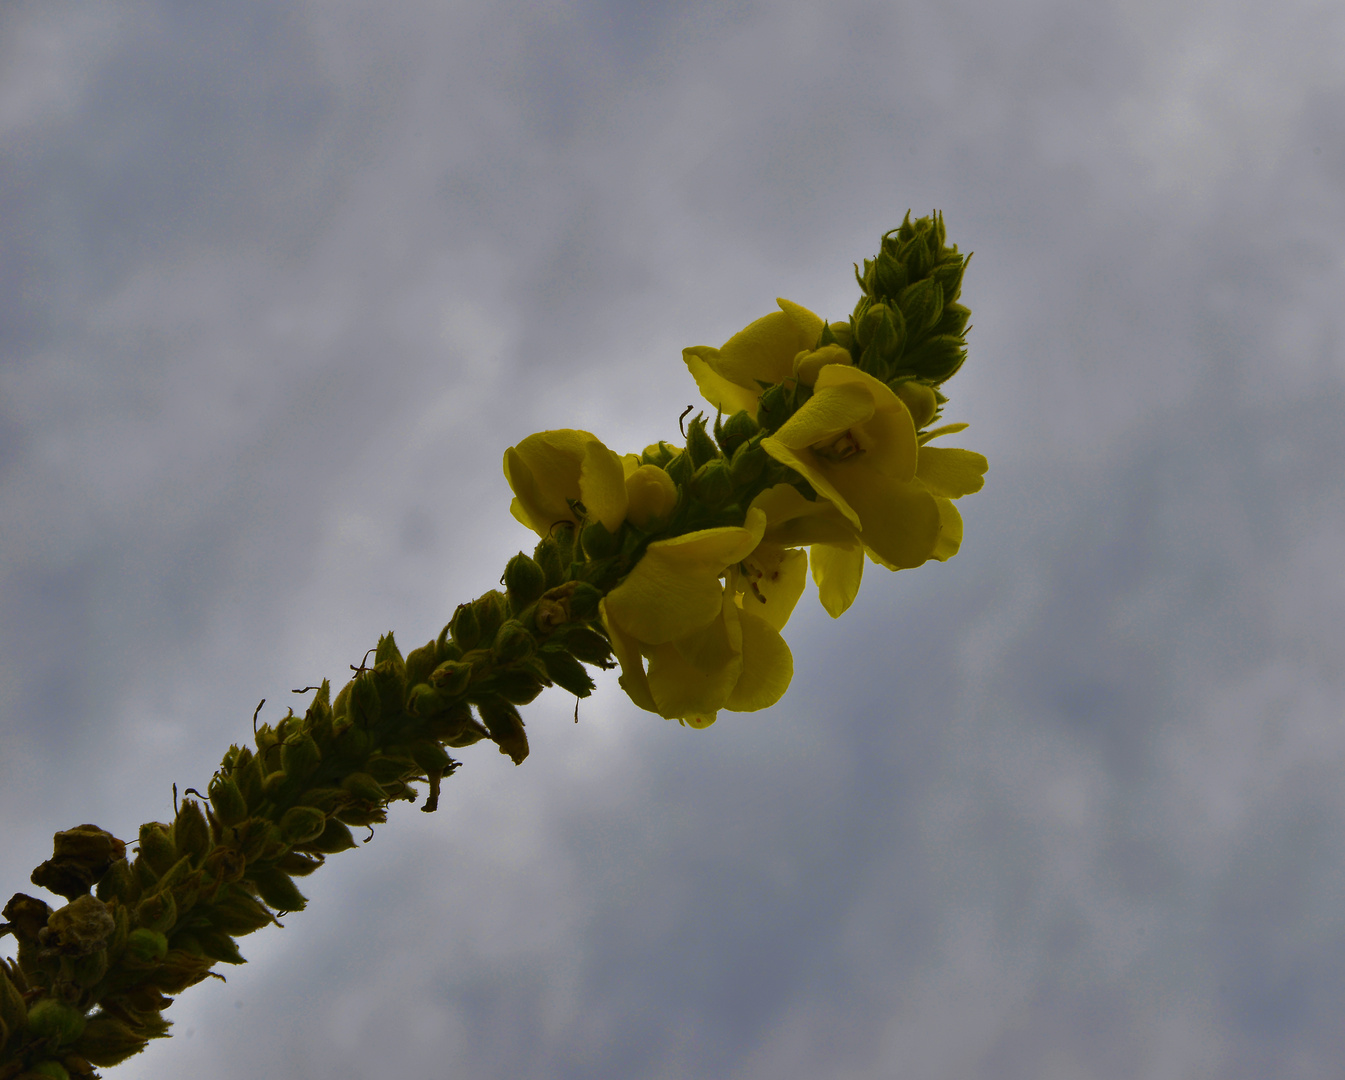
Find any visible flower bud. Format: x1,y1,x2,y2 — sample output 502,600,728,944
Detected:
407,682,447,718
541,649,596,698
685,414,719,468
491,669,546,705
137,823,176,878
567,582,603,620
532,533,567,587
899,333,966,383
403,640,439,689
123,927,170,966
249,867,307,912
196,926,245,965
793,343,853,387
581,519,618,558
279,806,327,845
71,1012,150,1068
755,383,791,433
715,409,759,456
897,277,944,337
428,660,473,696
30,1060,71,1080
0,963,27,1038
552,624,613,665
624,464,678,529
729,442,767,486
492,620,536,664
504,551,547,613
407,740,453,774
172,799,211,864
690,461,734,509
295,817,357,854
135,890,176,934
341,772,386,804
891,379,938,429
450,602,481,651
208,776,249,828
280,733,322,781
472,591,509,643
933,301,970,338
26,998,86,1045
664,450,693,486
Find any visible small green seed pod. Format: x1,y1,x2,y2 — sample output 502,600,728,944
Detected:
26,998,87,1045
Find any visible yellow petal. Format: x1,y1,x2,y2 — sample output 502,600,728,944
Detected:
646,598,742,719
600,600,658,715
812,366,919,481
580,441,629,532
930,498,964,561
834,470,942,570
724,607,793,712
916,446,988,499
793,343,853,386
751,484,858,546
503,429,607,536
603,511,765,644
809,542,864,617
683,348,763,417
682,300,823,416
768,380,875,451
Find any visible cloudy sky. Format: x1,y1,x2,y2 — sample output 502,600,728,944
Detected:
3,1,1345,1077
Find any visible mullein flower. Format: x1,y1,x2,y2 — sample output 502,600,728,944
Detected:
599,508,804,727
761,365,986,573
683,299,853,417
503,430,628,536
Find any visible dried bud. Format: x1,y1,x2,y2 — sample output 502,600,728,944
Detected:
29,826,126,901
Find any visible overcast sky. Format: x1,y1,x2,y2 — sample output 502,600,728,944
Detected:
3,1,1345,1077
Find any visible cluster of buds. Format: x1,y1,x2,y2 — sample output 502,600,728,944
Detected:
0,213,984,1078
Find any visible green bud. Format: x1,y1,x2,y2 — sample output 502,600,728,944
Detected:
715,410,759,456
279,806,328,845
931,254,966,301
640,440,676,467
504,552,547,612
234,749,264,810
491,669,546,705
663,450,693,486
335,721,372,761
295,817,357,855
450,603,481,650
403,640,439,689
275,851,322,878
280,732,322,781
71,1012,151,1068
363,755,419,785
551,624,614,665
493,620,536,664
541,649,596,698
756,383,791,433
685,414,719,468
341,772,386,804
254,722,280,755
137,823,176,878
933,301,970,338
567,582,602,621
207,885,275,936
690,460,734,509
348,672,381,728
172,799,211,864
476,699,529,764
874,249,909,297
1,955,30,1034
472,591,509,643
897,278,944,337
374,630,404,670
407,740,452,775
261,769,289,797
580,519,618,559
249,867,307,912
123,927,170,965
26,998,87,1045
94,858,134,904
429,660,473,696
195,926,245,965
135,890,177,934
533,533,567,588
730,442,767,486
372,657,408,720
208,776,249,828
30,1060,71,1080
899,333,966,383
407,682,449,717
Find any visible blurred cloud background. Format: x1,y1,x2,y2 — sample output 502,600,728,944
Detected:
3,0,1344,1076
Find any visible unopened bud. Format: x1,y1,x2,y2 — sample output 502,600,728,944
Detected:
472,591,508,643
897,277,944,337
135,890,177,934
450,602,481,650
567,582,603,620
26,998,86,1045
280,733,321,781
137,823,176,877
492,669,546,705
492,621,536,664
891,380,938,428
685,414,719,468
533,533,566,587
755,383,791,433
690,460,734,508
123,927,170,966
624,464,678,529
209,776,249,828
541,649,596,697
428,660,473,696
279,806,327,845
715,410,759,456
730,442,767,486
581,519,618,558
341,772,386,804
249,867,307,912
72,1012,151,1069
172,800,211,864
476,699,529,765
504,552,547,611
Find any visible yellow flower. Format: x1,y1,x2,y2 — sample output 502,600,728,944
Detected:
683,299,853,416
750,483,866,619
600,508,805,727
503,430,627,536
761,366,986,574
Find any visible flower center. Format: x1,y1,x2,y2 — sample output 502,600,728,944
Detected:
812,430,863,463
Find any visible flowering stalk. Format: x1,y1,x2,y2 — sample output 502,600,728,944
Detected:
0,212,986,1079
